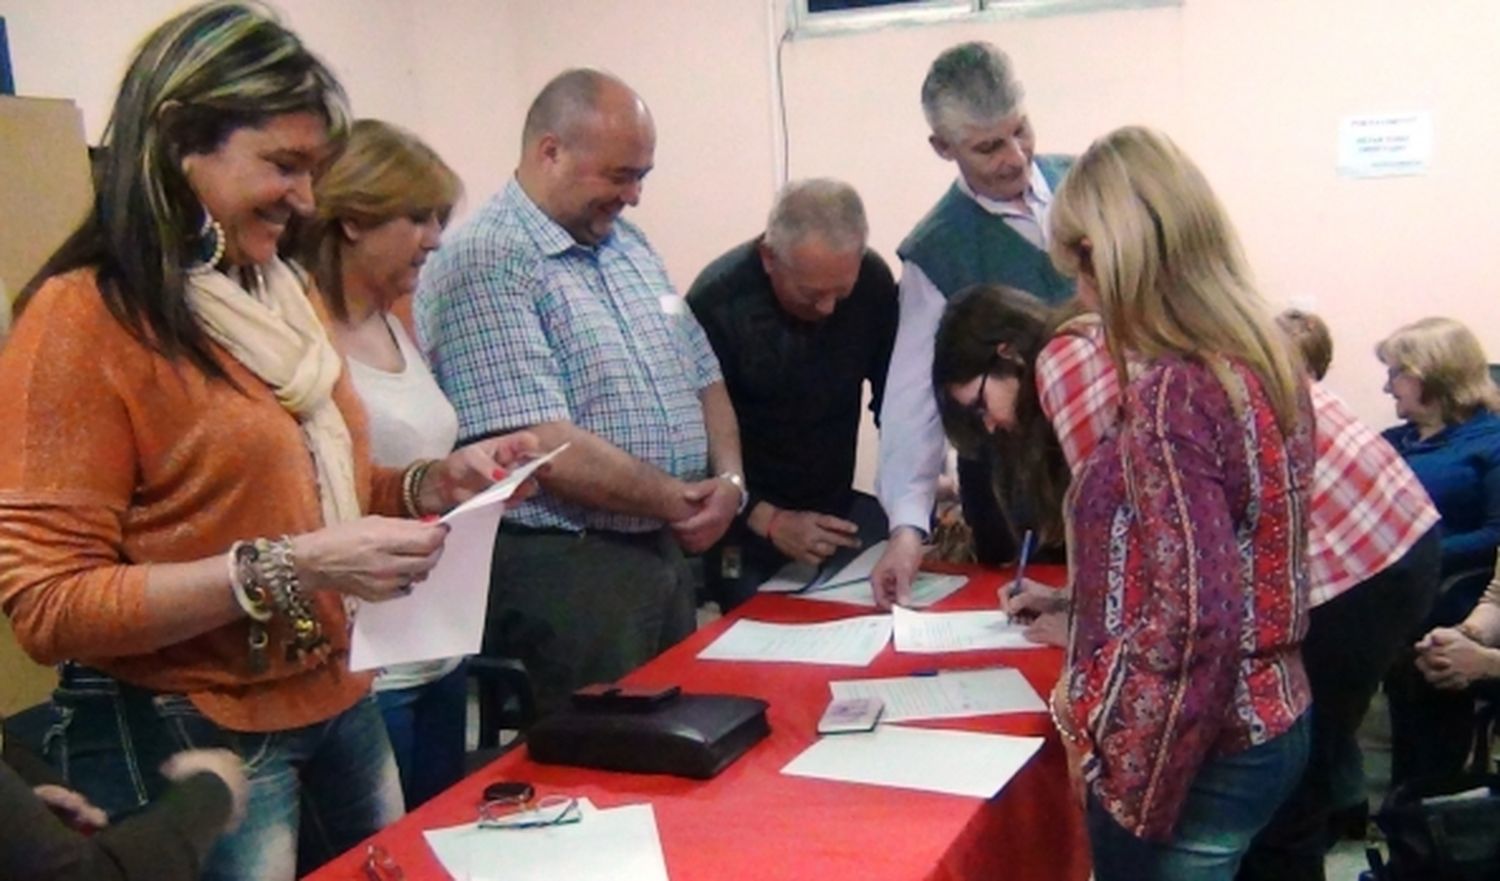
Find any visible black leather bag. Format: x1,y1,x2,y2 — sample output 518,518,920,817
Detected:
1369,772,1500,881
526,693,770,780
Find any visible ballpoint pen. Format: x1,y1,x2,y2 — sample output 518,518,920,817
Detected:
1008,529,1035,600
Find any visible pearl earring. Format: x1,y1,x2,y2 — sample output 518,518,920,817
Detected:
194,212,226,270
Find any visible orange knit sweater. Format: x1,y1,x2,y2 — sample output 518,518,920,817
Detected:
0,269,405,732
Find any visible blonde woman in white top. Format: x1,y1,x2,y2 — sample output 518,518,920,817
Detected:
297,119,467,808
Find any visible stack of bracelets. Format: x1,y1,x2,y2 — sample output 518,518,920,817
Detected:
229,537,329,673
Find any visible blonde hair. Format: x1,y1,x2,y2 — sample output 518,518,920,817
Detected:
1376,317,1500,425
1277,309,1333,381
298,118,461,320
1049,126,1303,432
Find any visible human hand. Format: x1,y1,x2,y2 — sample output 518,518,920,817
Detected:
161,749,249,831
1023,611,1069,648
290,516,449,601
33,784,109,832
766,510,861,566
670,477,740,554
421,431,544,514
1416,627,1500,690
870,527,924,610
1000,578,1070,622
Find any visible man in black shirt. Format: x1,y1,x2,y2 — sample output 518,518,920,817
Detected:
687,179,898,610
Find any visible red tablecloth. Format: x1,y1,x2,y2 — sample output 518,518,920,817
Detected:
306,564,1090,881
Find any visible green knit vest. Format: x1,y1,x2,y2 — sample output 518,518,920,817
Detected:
896,154,1075,304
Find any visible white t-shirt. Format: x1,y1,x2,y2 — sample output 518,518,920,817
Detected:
347,315,463,692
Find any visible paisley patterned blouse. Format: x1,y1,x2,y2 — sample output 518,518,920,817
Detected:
1063,354,1314,841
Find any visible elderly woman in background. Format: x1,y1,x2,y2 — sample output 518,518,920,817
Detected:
1376,316,1500,785
1040,126,1313,880
296,118,467,809
0,4,535,880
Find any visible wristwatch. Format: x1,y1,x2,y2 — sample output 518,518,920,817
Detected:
718,471,749,514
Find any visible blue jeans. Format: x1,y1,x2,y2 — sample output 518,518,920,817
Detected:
45,665,403,881
375,661,468,808
1087,714,1310,881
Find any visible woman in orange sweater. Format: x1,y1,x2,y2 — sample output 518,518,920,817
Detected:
0,4,535,880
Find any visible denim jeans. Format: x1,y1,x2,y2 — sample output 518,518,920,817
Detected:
1088,714,1310,881
45,664,403,881
375,660,468,809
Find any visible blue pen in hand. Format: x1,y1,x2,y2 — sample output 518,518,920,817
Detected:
1005,529,1036,624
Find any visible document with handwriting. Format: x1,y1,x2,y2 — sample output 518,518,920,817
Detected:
829,668,1045,722
697,615,892,666
891,605,1033,654
795,572,968,608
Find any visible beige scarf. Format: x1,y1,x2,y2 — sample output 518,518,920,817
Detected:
186,258,361,527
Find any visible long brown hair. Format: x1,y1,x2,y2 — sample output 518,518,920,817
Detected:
933,284,1077,549
16,2,347,381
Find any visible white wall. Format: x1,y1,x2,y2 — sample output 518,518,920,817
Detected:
7,0,1500,473
0,0,424,138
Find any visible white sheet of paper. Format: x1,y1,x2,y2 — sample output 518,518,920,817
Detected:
829,668,1045,722
349,444,570,672
781,724,1044,798
756,560,821,593
891,605,1033,654
423,799,669,881
697,615,892,666
796,572,968,608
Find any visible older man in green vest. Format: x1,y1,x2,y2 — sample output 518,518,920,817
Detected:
871,41,1075,607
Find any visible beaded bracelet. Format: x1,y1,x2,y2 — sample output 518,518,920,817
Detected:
401,459,439,518
1049,694,1088,748
250,537,329,666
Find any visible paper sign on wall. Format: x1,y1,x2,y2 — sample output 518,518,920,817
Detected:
1337,112,1432,179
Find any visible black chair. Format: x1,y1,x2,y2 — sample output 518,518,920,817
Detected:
464,656,537,772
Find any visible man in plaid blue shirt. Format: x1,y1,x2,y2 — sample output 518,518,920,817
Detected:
415,70,745,715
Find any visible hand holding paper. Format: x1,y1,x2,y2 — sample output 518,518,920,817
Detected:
349,444,570,672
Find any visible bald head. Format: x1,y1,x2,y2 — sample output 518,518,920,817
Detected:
517,69,656,245
522,69,649,149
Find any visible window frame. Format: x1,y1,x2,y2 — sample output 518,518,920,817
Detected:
790,0,1181,39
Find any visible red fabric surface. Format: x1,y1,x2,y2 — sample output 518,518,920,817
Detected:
305,564,1090,881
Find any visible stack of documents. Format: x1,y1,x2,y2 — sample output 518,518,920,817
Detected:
828,668,1046,722
350,444,569,672
782,725,1044,798
697,615,892,666
423,799,668,881
891,605,1033,653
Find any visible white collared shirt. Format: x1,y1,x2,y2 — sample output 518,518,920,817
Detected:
876,163,1055,533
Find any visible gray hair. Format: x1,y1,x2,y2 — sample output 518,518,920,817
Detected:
920,42,1024,138
763,179,868,258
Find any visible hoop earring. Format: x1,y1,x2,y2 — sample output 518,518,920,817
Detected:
195,212,226,269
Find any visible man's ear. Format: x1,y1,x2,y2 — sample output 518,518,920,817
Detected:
928,133,954,162
340,218,363,243
757,239,777,276
535,132,564,167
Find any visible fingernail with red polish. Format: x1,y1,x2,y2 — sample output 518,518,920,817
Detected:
492,468,509,480
422,514,440,523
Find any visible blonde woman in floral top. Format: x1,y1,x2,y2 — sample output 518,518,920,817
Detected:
1046,127,1313,880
